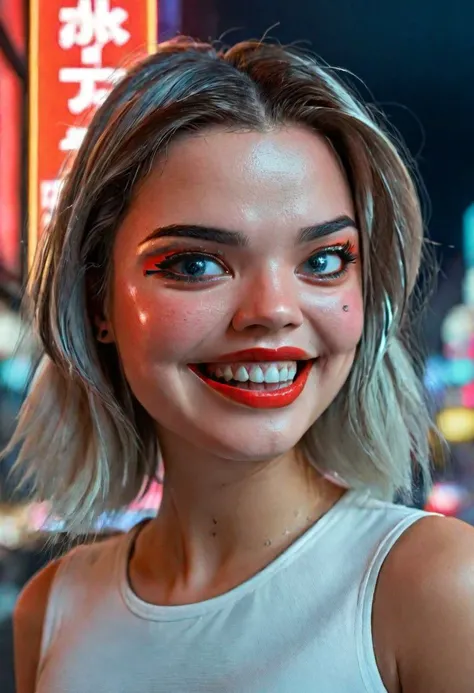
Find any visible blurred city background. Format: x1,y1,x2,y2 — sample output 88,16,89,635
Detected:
0,0,473,689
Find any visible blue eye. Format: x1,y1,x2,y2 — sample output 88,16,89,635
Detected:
169,255,224,277
306,252,344,276
147,252,228,282
300,242,357,280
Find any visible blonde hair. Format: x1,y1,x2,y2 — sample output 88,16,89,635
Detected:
5,38,436,532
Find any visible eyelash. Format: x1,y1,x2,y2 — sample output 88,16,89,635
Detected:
306,241,358,281
143,242,358,283
143,251,228,283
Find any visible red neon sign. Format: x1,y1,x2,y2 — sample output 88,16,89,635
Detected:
0,1,25,279
28,0,157,265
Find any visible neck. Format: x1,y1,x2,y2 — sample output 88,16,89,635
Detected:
131,442,345,605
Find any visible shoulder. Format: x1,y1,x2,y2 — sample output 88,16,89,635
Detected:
14,558,63,693
375,514,474,693
13,532,123,693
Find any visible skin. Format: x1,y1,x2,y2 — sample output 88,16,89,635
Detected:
108,126,362,593
14,127,474,693
112,127,363,462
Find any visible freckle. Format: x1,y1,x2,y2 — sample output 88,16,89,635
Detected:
211,531,217,537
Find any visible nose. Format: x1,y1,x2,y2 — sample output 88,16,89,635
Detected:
231,267,304,333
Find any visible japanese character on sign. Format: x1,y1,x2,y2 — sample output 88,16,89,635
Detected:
59,65,125,114
59,126,88,152
40,180,63,225
59,0,131,65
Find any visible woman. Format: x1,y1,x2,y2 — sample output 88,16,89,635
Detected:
9,38,474,693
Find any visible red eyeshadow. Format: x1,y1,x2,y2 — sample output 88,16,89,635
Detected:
143,252,170,275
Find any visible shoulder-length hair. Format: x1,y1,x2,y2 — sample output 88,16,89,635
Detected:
5,38,436,531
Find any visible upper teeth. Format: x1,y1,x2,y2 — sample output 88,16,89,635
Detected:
206,361,298,384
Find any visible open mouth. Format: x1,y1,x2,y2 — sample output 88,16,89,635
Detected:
188,358,314,409
195,360,303,390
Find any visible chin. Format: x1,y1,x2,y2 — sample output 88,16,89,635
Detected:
199,433,305,463
179,407,318,463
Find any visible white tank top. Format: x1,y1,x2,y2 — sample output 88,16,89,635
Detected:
35,489,436,693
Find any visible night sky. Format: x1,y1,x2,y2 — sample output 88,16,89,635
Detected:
212,0,474,348
215,0,474,254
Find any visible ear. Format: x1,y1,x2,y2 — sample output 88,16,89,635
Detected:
87,268,115,344
93,314,115,344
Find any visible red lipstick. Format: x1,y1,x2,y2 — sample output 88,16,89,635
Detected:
189,347,314,409
208,347,311,362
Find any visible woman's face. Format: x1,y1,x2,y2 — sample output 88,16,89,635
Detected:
110,127,363,461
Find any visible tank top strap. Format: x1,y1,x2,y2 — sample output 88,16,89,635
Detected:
355,509,438,690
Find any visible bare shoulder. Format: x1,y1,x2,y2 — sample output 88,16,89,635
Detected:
374,514,474,693
14,558,63,693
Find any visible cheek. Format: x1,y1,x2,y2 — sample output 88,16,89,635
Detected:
111,278,228,364
338,291,364,346
308,287,364,353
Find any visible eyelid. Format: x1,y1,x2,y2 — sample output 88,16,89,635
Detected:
140,243,227,261
158,251,229,273
142,247,227,265
312,241,358,262
314,240,357,252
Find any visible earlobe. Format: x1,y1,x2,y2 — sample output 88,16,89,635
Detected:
94,315,115,343
96,325,115,343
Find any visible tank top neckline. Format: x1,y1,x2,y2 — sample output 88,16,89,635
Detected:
117,487,368,622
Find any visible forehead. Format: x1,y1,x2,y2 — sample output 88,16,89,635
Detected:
121,126,355,244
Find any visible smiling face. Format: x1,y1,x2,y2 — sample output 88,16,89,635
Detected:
108,127,363,462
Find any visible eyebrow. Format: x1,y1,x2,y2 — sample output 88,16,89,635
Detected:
138,215,357,248
297,215,357,243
